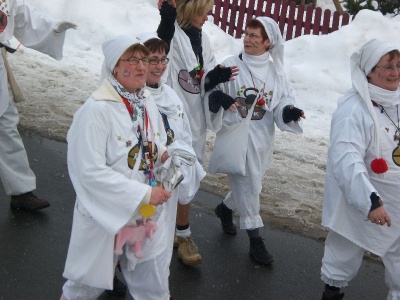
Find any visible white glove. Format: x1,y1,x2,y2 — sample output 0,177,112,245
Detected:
53,21,77,33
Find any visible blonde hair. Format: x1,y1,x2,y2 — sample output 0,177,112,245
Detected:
176,0,214,29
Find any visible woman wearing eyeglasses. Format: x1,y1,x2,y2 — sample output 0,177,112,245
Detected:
60,35,175,300
141,34,206,268
206,17,305,265
320,39,400,300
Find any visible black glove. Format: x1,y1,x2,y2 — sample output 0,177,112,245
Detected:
370,192,383,212
159,1,177,18
204,65,232,92
209,90,236,113
282,105,303,123
157,2,177,49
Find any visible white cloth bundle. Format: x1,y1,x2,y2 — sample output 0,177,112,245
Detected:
157,140,196,191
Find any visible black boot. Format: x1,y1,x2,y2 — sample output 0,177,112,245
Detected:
321,292,345,300
322,284,345,300
214,202,237,234
249,237,274,265
105,274,127,296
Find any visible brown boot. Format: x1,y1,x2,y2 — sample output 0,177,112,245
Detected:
177,236,203,265
173,234,179,248
10,192,50,211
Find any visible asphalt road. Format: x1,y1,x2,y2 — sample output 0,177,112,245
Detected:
0,132,388,300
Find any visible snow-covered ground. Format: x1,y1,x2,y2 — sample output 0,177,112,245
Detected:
8,0,400,239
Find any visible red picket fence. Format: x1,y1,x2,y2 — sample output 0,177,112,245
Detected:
211,0,353,41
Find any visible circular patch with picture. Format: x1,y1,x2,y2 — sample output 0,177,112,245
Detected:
392,145,400,167
0,10,8,33
178,70,200,94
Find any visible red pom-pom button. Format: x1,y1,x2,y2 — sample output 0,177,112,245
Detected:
371,158,388,174
257,99,266,106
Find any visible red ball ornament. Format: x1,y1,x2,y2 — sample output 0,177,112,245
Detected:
257,99,266,106
370,158,388,174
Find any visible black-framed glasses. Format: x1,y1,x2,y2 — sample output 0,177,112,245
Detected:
148,57,170,65
120,57,149,65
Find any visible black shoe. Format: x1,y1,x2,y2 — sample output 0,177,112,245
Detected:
10,192,50,211
249,237,274,265
322,291,345,300
105,275,127,297
214,202,237,234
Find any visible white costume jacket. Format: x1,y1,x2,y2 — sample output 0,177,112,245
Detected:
147,82,206,204
207,54,303,194
322,93,400,257
164,22,216,164
0,0,67,116
147,82,206,262
63,80,168,289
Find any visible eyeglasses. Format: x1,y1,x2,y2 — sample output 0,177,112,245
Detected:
376,63,400,73
120,57,149,65
148,57,170,65
242,32,263,40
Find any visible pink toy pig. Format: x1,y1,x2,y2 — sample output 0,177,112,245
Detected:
114,220,157,258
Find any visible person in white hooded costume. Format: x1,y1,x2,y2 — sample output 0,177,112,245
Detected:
320,40,400,300
141,33,206,266
0,0,76,211
60,35,178,300
156,0,238,165
206,17,305,265
156,0,238,264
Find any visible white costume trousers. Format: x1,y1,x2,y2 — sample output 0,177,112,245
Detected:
321,230,400,300
62,251,170,300
0,85,36,196
224,171,264,230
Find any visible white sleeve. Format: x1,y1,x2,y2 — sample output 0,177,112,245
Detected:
329,114,376,216
13,0,66,60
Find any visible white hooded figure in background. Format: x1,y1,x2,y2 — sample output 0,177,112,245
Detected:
320,39,400,300
0,0,76,211
156,0,238,165
205,17,305,265
61,35,174,300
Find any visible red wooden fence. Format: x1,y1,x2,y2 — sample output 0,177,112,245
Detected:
211,0,353,41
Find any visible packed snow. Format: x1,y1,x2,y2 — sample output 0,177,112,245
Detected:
8,0,400,238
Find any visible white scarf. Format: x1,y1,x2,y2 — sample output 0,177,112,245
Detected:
241,51,270,82
146,82,180,118
369,84,400,107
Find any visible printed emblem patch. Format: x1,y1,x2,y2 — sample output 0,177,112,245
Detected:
0,9,8,33
392,145,400,167
236,87,266,120
127,142,158,170
178,70,200,94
